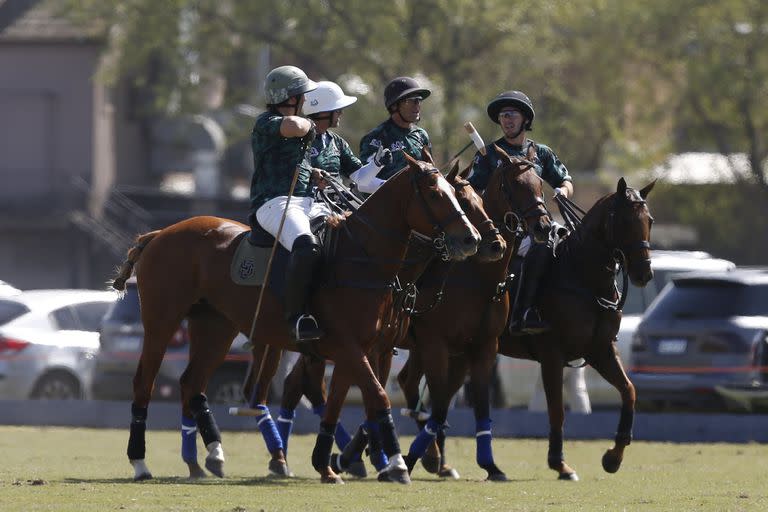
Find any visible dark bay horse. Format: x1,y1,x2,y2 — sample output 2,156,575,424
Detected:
397,148,552,481
497,177,655,481
238,159,508,478
112,157,481,484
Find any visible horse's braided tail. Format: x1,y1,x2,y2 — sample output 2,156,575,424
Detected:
112,231,161,291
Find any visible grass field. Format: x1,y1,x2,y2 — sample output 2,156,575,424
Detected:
0,426,766,511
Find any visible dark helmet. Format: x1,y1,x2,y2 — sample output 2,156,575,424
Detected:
487,90,535,129
384,76,431,109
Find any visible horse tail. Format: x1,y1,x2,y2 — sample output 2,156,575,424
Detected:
112,231,161,291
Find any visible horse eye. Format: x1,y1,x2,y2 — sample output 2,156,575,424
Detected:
430,190,440,200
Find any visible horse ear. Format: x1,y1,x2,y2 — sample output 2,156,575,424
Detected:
493,143,512,165
421,146,435,165
459,160,473,179
403,151,420,171
617,177,628,197
445,158,460,182
639,179,656,199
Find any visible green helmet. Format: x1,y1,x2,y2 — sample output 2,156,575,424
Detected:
264,65,318,105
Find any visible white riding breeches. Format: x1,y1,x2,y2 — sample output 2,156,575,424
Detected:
517,235,532,257
255,196,332,251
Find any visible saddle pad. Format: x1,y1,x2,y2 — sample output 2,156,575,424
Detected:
230,234,289,299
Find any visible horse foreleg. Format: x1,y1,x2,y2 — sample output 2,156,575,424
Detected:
313,362,351,484
590,342,636,474
469,343,507,481
539,352,579,481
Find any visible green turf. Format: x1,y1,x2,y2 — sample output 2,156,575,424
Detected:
0,426,765,511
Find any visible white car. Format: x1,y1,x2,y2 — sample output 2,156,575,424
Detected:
0,289,117,399
496,251,736,408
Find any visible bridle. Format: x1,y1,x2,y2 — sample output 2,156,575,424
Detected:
452,179,501,254
495,162,551,242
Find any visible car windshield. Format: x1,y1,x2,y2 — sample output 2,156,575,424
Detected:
0,299,30,326
648,282,768,319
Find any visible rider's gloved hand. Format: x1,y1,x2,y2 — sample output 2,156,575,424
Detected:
373,145,393,167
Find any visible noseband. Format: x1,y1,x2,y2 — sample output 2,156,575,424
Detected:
497,165,550,240
452,180,501,248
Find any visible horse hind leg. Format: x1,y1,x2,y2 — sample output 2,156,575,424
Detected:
179,305,239,479
128,315,185,481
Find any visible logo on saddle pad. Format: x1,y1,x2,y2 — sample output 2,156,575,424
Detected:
238,258,255,280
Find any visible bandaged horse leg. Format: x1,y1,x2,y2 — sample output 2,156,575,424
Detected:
469,347,507,481
540,354,578,480
188,393,225,478
405,417,444,473
181,414,206,478
127,403,152,481
312,361,353,483
333,423,369,478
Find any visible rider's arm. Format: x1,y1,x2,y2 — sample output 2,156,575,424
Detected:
349,158,386,194
280,116,313,138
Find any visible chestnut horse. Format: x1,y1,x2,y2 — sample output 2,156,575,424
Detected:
497,177,655,481
112,157,481,484
238,159,508,478
398,148,552,481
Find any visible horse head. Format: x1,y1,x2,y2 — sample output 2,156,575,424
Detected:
601,177,656,287
445,159,506,262
401,152,481,261
483,144,552,244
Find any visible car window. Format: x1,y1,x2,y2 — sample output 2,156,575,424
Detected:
646,282,768,320
71,302,111,332
50,307,79,330
0,299,30,325
104,286,141,324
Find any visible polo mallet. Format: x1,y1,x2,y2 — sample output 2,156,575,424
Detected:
230,139,310,418
450,122,487,161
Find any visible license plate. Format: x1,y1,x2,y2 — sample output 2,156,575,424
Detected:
657,338,687,354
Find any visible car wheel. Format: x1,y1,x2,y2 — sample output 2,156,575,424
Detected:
207,372,244,405
31,371,82,399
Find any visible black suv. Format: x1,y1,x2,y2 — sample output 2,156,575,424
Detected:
630,269,768,411
91,278,251,404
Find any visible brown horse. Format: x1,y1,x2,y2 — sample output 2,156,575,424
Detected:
238,159,508,478
112,157,481,484
398,147,552,481
497,177,655,480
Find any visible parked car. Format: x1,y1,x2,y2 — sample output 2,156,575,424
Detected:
91,278,251,404
630,269,768,411
0,289,117,399
495,250,736,408
0,280,21,297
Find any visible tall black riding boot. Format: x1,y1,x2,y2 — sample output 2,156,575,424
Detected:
509,242,551,334
284,234,324,348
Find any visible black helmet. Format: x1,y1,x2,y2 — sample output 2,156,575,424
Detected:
384,76,431,109
487,90,535,129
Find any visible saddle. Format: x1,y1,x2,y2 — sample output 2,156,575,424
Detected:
230,216,334,296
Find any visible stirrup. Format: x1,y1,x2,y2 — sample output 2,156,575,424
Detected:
520,308,549,334
289,314,323,342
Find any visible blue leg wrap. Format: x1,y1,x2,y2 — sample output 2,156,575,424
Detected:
276,408,295,454
181,415,198,464
334,422,351,451
476,417,494,467
255,405,283,454
364,420,389,471
407,418,440,460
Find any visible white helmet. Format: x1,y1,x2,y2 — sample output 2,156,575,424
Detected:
303,81,357,116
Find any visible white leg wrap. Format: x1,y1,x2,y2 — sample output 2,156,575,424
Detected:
206,441,225,463
386,453,407,472
130,459,151,479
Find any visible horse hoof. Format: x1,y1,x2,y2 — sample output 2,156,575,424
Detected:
187,462,207,479
133,472,153,482
268,459,294,478
421,454,440,474
345,461,367,479
558,472,579,481
602,451,622,474
438,466,460,480
378,468,411,484
321,473,345,484
205,459,224,478
487,471,508,482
